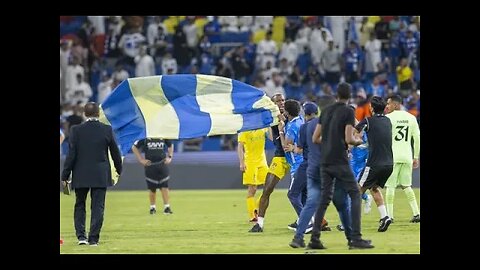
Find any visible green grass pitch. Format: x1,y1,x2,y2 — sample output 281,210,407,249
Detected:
60,188,420,254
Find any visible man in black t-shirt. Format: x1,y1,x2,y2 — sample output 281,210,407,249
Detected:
355,96,394,232
132,138,174,215
310,83,374,250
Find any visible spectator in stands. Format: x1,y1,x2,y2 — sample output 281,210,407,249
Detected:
374,16,390,41
256,31,278,69
389,16,401,32
359,17,374,49
343,41,363,83
238,16,253,32
215,52,234,78
278,58,293,83
254,16,273,32
303,65,321,95
365,76,386,98
161,52,178,75
111,63,129,89
147,17,166,54
65,74,93,105
279,37,299,68
403,30,418,68
317,83,333,98
198,35,212,57
294,21,312,54
183,17,199,59
173,25,190,67
204,16,221,43
320,40,342,85
364,33,382,77
272,16,287,46
219,16,239,32
265,72,286,98
231,46,251,82
64,102,85,140
117,27,146,68
310,27,329,68
285,16,302,41
97,71,113,104
406,89,420,119
396,57,414,98
288,65,304,88
65,56,85,95
134,45,155,77
261,60,279,82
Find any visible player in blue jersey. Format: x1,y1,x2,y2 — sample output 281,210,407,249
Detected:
278,100,305,227
350,131,373,213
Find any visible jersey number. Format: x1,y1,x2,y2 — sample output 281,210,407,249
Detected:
395,126,409,141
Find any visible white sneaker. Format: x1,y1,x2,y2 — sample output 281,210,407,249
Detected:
364,195,372,214
78,239,88,245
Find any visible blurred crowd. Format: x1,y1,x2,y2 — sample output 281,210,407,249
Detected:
60,16,420,153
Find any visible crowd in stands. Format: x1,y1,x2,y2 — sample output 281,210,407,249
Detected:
60,16,420,153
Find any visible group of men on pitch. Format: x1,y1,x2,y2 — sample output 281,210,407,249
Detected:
237,82,420,250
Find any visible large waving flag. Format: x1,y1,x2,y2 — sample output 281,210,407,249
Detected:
99,74,280,156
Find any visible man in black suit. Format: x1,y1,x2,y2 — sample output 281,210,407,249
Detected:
62,102,123,246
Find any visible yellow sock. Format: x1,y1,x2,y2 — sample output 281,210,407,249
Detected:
255,193,262,210
246,197,255,219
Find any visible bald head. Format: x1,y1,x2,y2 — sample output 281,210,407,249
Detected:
84,102,100,118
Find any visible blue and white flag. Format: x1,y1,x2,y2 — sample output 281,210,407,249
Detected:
99,74,280,155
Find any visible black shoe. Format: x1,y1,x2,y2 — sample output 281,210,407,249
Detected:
348,239,374,249
336,224,345,231
89,242,99,246
289,237,305,248
149,208,156,215
306,240,326,250
287,221,298,231
164,207,173,215
249,223,263,233
321,224,331,231
378,216,393,232
78,239,88,245
348,239,372,246
410,214,420,223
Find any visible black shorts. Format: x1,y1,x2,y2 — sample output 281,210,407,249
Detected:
358,165,393,189
145,163,169,190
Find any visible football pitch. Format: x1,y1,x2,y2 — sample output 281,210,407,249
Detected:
60,188,420,254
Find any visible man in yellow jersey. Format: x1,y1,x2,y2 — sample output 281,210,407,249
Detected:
385,94,420,223
249,93,290,232
237,127,272,222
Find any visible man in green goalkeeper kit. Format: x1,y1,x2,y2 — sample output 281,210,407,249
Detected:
384,95,420,223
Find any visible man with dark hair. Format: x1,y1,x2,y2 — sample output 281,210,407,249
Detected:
249,94,291,233
310,83,373,249
62,102,123,246
284,102,330,233
385,94,420,223
289,97,352,248
132,137,174,215
355,96,394,232
276,100,311,232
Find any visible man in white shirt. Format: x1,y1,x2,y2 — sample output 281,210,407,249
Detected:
134,45,156,77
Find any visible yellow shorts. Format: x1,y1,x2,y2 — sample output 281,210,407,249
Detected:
243,164,268,186
268,156,290,180
385,162,413,188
